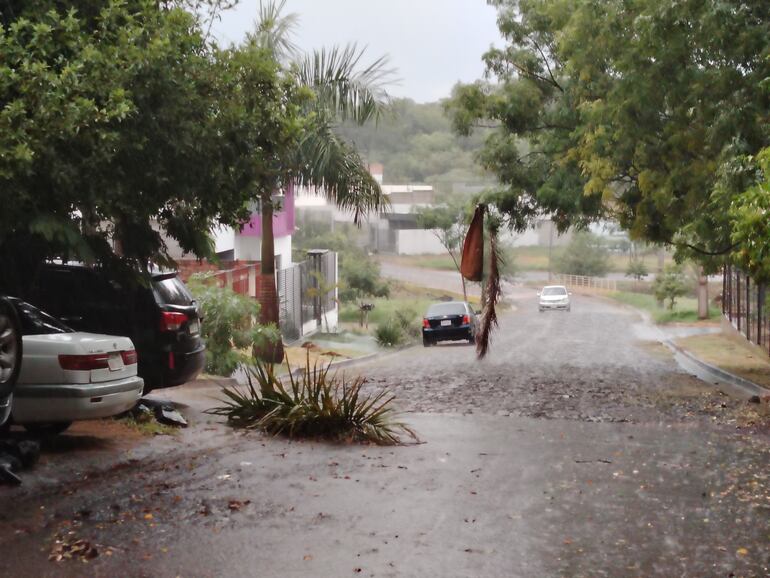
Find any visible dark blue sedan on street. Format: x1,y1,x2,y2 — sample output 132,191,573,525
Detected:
422,301,478,347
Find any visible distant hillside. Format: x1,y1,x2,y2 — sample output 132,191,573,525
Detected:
336,98,492,192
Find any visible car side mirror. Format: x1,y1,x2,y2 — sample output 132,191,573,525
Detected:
568,292,572,296
536,291,541,296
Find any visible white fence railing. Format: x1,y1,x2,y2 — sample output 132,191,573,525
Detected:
552,274,617,293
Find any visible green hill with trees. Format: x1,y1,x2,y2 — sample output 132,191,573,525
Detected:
336,98,492,191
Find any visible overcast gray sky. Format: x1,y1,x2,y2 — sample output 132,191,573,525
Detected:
212,0,501,103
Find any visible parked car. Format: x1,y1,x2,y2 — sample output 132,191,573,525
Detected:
0,296,22,427
7,297,143,435
422,301,477,347
538,285,571,312
20,264,205,393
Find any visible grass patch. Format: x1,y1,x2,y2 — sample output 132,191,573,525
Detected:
208,357,417,445
339,281,478,328
116,415,176,436
381,247,669,275
675,333,770,389
609,291,720,324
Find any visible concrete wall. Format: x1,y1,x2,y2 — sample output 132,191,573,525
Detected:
397,229,446,255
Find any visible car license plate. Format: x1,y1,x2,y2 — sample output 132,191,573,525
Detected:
107,353,124,371
189,320,200,335
440,319,452,327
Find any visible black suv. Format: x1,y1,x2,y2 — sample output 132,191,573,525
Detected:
23,264,205,394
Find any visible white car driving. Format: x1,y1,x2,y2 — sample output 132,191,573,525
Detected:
538,285,571,312
8,298,143,435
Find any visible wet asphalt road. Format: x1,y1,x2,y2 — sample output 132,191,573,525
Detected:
1,293,769,577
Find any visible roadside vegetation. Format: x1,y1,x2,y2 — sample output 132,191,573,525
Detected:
187,277,280,377
381,244,666,276
609,291,720,324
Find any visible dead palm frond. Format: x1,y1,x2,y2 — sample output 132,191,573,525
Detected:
476,221,503,359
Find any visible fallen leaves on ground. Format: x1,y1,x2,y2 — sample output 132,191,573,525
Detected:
49,535,98,562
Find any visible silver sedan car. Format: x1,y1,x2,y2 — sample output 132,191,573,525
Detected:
538,285,571,312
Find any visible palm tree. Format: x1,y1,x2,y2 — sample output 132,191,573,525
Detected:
251,1,394,362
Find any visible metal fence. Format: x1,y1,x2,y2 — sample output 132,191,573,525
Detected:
200,252,338,343
552,274,618,293
277,251,338,341
723,264,770,354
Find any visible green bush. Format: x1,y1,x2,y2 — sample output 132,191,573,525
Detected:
375,322,404,348
393,307,420,338
339,257,390,302
554,232,610,277
625,257,649,281
653,264,691,310
208,358,416,445
187,276,279,377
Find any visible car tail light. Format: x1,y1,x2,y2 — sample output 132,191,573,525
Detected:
160,311,187,332
422,318,430,328
121,350,138,365
462,315,470,324
59,354,110,371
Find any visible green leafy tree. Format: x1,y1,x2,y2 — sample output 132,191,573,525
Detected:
653,264,690,310
187,277,280,376
446,0,770,274
0,1,298,295
250,1,394,364
339,258,390,303
730,147,770,283
415,197,472,300
554,232,609,277
626,258,649,282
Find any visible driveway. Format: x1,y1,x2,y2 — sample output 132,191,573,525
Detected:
0,294,768,577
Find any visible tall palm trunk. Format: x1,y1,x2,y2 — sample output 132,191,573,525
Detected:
254,195,284,365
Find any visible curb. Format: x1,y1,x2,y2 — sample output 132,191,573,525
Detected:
590,293,769,397
663,339,770,397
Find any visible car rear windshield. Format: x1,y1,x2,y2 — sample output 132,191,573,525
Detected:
542,287,568,296
427,303,467,316
153,276,194,306
16,301,73,335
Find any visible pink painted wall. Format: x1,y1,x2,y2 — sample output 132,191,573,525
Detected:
240,185,295,238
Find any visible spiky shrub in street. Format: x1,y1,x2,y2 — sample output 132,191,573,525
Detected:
208,356,416,445
374,321,403,348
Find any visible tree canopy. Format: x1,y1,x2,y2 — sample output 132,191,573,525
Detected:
0,0,307,293
445,0,770,275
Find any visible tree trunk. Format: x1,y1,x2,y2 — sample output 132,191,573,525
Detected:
656,248,665,307
253,196,284,366
697,266,709,320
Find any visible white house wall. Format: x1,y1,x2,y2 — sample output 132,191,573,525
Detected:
397,230,446,255
232,235,293,269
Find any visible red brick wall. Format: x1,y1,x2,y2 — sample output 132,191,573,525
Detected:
175,260,260,283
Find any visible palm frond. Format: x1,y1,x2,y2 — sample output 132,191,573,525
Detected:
296,43,396,125
294,119,389,224
250,0,300,61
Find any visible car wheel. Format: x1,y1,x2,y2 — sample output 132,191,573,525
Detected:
23,422,72,436
0,297,22,426
538,308,544,313
423,339,432,347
